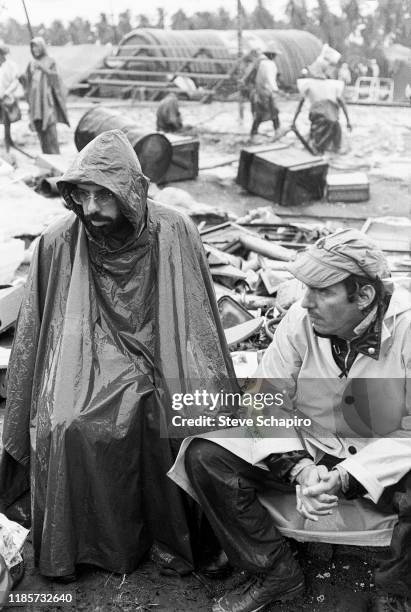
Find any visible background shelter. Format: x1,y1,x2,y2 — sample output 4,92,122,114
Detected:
86,28,322,98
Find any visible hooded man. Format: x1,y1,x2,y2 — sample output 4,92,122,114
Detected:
172,229,411,612
25,37,69,154
0,130,236,581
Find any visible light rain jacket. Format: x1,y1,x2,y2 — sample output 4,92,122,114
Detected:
255,280,411,503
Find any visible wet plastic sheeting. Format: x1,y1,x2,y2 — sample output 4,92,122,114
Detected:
74,106,172,182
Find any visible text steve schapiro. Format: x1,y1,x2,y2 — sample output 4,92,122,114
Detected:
171,415,312,428
171,390,285,411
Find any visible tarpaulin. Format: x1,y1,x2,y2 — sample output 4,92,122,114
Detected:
0,129,236,578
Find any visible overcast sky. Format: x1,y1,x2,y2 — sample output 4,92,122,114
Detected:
2,0,292,26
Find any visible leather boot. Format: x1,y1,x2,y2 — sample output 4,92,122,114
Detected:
212,546,304,612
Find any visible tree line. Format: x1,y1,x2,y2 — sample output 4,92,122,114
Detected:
1,0,411,58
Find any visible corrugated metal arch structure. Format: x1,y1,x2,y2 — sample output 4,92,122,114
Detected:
97,28,322,91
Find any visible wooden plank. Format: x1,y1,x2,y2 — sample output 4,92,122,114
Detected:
90,69,230,80
238,234,295,262
119,44,230,50
87,79,181,91
107,55,235,64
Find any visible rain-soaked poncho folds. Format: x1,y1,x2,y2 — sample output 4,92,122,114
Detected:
0,130,236,577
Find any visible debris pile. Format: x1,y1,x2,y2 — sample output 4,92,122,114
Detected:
1,149,410,388
199,211,328,369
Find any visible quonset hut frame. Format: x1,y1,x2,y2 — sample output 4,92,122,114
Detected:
82,28,322,99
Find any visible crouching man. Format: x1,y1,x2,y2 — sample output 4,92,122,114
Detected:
178,229,411,612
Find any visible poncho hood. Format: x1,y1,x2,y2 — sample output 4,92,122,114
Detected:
57,129,149,239
30,37,47,58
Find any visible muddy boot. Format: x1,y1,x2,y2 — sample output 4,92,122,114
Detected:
212,546,304,612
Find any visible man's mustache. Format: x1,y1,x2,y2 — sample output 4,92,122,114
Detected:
85,214,111,223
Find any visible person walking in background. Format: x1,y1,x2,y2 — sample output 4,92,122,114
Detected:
293,75,352,154
241,43,282,138
0,41,23,153
25,37,69,154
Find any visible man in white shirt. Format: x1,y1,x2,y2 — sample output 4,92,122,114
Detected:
293,76,351,154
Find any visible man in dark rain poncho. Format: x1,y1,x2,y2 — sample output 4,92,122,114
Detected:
0,130,236,580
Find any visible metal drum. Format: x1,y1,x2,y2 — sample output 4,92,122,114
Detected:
74,107,172,182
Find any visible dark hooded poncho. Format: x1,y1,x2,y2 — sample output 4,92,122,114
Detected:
0,130,236,577
26,36,69,130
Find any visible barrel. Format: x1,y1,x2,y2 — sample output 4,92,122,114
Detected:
40,176,61,196
74,107,173,183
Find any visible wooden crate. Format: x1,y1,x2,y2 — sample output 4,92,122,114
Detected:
158,135,199,184
236,143,288,200
237,146,328,206
326,173,370,202
282,159,329,207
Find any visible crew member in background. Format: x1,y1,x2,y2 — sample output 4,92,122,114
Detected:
25,37,69,154
293,73,352,154
241,44,282,138
0,41,22,153
307,44,340,80
156,92,183,132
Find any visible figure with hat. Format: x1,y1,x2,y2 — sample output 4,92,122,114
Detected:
0,40,23,153
170,228,411,612
25,37,69,154
241,42,282,138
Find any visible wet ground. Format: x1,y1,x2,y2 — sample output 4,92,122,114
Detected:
0,97,408,611
4,96,411,224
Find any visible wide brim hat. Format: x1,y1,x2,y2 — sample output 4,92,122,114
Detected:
264,42,282,56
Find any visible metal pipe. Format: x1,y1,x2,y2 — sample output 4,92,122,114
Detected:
21,0,34,38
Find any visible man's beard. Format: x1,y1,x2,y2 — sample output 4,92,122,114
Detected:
84,213,133,241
